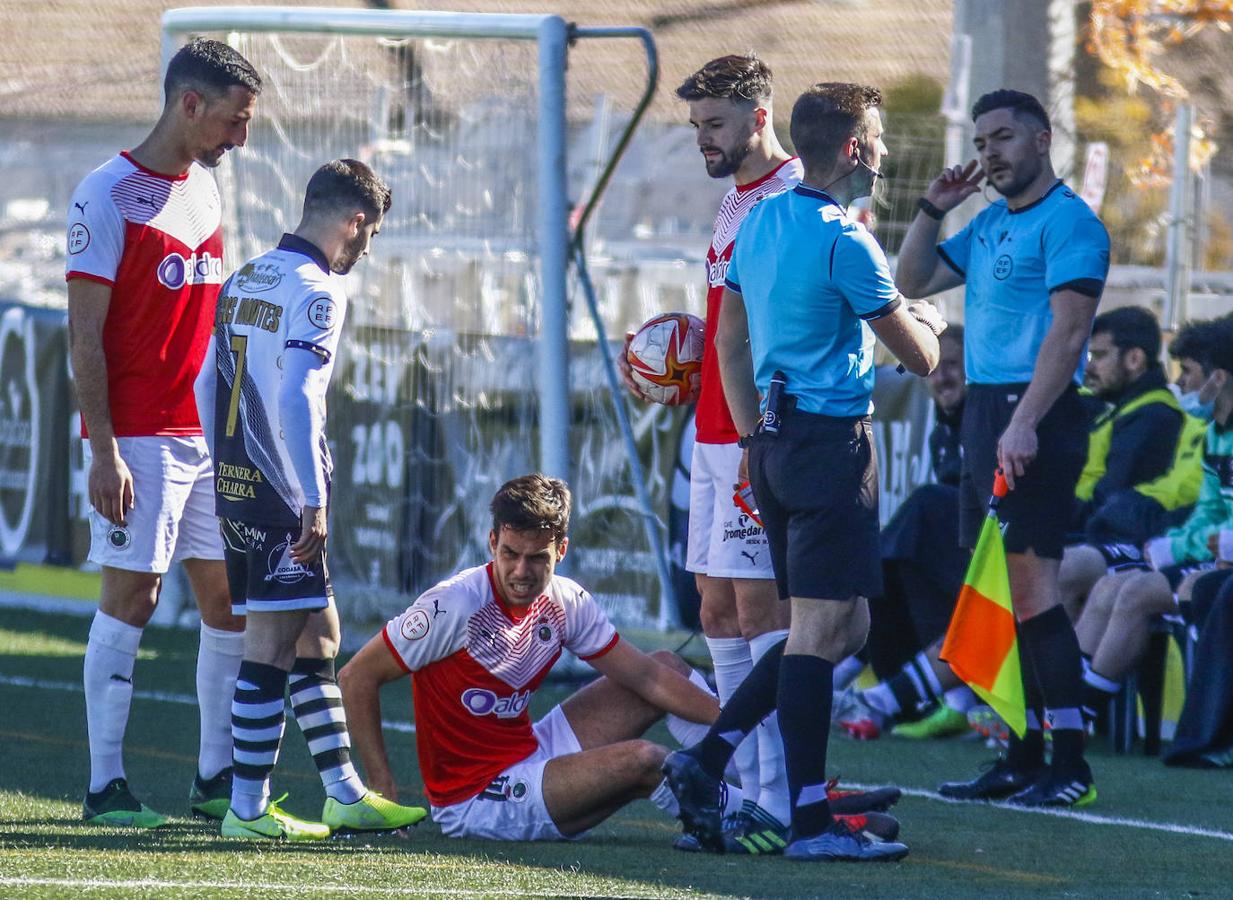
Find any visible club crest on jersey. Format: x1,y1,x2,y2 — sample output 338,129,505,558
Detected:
265,535,312,584
67,223,91,255
533,615,556,644
307,295,337,330
157,251,223,289
400,608,431,641
461,687,532,719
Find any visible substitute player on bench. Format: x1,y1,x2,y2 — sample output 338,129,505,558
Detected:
194,159,425,840
897,89,1110,807
338,474,755,842
68,39,260,827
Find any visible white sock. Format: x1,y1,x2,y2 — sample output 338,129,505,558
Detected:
83,611,143,793
944,685,977,713
704,636,759,792
231,773,270,820
197,623,245,780
863,682,901,718
666,668,714,748
833,656,864,690
915,651,945,700
748,629,790,826
650,778,679,817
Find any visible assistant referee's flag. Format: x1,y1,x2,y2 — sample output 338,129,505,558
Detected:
940,471,1027,739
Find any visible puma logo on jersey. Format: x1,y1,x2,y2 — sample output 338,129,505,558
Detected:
74,201,88,214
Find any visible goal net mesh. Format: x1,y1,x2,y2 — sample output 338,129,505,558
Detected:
197,28,666,631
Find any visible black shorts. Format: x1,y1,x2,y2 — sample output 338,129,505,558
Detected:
959,383,1087,559
748,410,881,601
221,518,333,616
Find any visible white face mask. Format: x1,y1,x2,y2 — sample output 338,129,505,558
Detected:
1178,390,1215,420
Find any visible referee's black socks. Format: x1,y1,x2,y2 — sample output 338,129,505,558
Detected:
687,638,786,780
1020,605,1088,771
778,653,835,838
1007,629,1046,772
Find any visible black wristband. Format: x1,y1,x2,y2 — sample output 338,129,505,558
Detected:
737,433,755,449
918,197,946,221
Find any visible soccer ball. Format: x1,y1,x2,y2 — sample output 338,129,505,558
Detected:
626,312,705,406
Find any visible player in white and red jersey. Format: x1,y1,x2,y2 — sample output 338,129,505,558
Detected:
339,475,745,842
617,55,803,851
67,38,260,829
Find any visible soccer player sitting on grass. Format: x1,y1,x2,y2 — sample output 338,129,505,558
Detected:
194,159,426,840
342,474,805,842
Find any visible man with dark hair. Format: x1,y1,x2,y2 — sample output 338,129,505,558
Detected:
1057,306,1197,614
663,81,943,863
618,54,803,851
1075,315,1233,726
194,159,423,840
338,475,752,842
67,37,261,828
897,88,1110,808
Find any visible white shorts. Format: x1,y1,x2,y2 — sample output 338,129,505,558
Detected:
431,705,584,842
686,441,773,579
85,436,224,573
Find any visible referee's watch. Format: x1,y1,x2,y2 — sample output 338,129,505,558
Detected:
737,433,756,449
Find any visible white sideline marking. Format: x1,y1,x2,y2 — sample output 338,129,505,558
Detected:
0,878,639,898
5,674,1229,844
851,782,1233,843
0,673,415,733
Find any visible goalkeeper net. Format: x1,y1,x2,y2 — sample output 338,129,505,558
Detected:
169,12,670,632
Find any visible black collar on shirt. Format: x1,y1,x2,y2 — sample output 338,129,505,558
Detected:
1109,367,1168,410
278,233,331,273
1007,179,1065,215
793,184,842,208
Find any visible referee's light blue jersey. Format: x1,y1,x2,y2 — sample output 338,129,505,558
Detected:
938,180,1110,386
724,184,901,418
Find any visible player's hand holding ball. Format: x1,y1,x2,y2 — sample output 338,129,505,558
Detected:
624,312,705,406
907,301,946,336
926,159,983,213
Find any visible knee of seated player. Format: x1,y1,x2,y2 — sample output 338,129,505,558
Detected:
1060,545,1106,595
98,567,161,627
1114,573,1173,618
648,649,690,676
624,740,670,790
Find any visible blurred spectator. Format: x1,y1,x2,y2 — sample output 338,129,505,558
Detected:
832,326,976,740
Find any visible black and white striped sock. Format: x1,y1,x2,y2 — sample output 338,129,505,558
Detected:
289,657,365,804
230,660,288,820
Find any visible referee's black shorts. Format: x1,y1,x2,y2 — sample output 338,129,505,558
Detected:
748,408,881,601
959,383,1087,560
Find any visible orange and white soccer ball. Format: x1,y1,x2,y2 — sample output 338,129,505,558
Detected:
626,312,705,406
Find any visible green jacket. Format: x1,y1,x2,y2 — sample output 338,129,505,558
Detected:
1163,419,1233,564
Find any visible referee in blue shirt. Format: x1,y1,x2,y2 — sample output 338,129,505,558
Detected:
897,89,1110,808
663,82,943,862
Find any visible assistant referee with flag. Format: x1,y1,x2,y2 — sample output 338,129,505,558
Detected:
897,89,1110,808
661,82,943,863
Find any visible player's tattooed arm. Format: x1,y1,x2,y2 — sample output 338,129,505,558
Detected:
68,277,134,525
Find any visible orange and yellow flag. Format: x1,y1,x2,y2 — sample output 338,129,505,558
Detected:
940,472,1026,739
